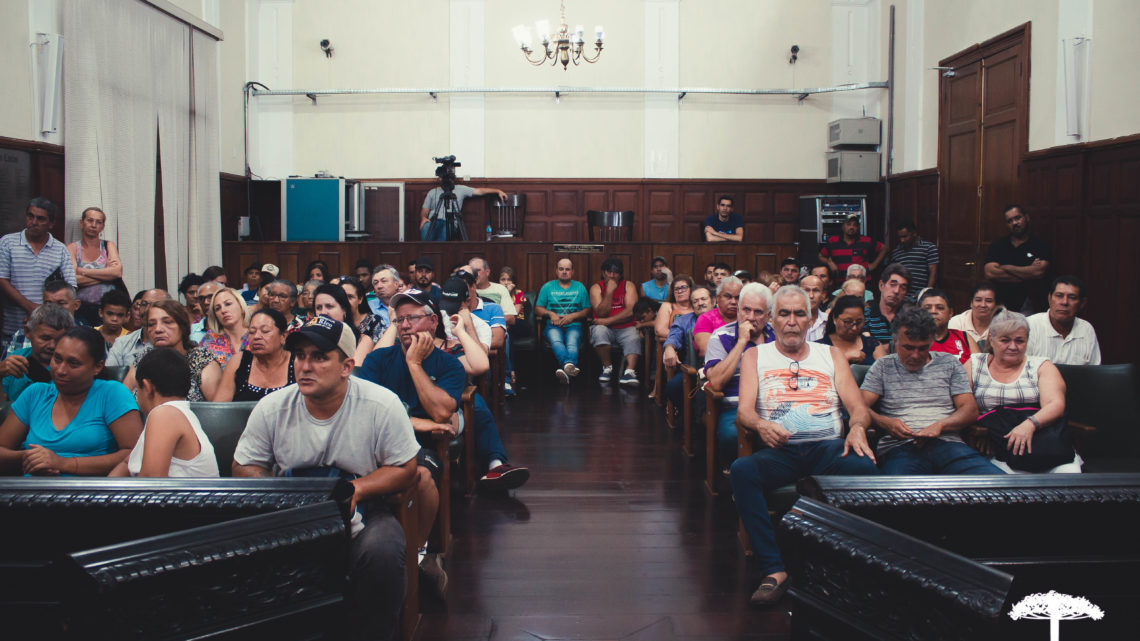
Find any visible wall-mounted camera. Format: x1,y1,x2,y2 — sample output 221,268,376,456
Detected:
320,39,334,58
789,45,799,65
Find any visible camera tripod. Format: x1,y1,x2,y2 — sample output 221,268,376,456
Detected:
431,188,467,241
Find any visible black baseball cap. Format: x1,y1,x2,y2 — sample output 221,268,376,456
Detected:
652,256,667,267
284,315,357,359
415,256,434,270
439,276,470,315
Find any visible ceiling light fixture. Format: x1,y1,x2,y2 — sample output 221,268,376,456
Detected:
512,1,604,70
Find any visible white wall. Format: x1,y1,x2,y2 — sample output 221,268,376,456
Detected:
890,0,1140,173
2,0,1137,180
0,0,36,141
248,0,889,180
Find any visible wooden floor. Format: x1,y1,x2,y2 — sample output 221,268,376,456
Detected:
415,382,790,641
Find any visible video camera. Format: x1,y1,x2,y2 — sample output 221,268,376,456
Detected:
433,155,460,194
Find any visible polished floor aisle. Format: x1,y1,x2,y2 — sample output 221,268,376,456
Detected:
415,384,790,641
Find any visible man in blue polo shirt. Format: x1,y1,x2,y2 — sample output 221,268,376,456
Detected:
0,197,77,349
704,195,744,242
641,256,671,301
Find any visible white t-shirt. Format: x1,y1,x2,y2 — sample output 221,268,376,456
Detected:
233,377,419,477
443,313,492,349
127,400,219,477
1026,312,1101,366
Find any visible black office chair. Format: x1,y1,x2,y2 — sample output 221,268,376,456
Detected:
586,210,634,242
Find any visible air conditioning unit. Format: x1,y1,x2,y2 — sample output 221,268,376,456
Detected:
828,117,881,147
826,151,881,183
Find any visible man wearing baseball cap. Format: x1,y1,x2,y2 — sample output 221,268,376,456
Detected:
818,213,886,279
232,314,420,641
412,257,442,307
361,290,528,492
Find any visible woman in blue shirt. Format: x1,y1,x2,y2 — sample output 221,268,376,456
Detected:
0,326,141,476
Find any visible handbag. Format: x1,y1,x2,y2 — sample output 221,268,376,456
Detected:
977,405,1074,472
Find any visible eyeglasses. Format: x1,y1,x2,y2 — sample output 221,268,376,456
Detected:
264,292,291,300
133,300,152,310
196,294,214,303
786,360,800,391
673,284,690,291
393,313,432,326
838,317,865,329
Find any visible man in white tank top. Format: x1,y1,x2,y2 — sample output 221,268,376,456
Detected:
730,286,879,606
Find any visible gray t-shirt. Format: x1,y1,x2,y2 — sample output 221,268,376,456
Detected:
234,377,420,477
861,352,971,454
422,185,475,221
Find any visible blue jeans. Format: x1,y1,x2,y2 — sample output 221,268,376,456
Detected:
717,405,739,466
879,440,1005,475
730,439,880,575
419,219,447,241
473,393,508,470
544,323,581,367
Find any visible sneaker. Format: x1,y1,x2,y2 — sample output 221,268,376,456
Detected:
563,363,580,377
504,381,516,397
555,368,570,384
619,368,639,387
420,552,448,600
479,463,530,492
598,365,613,383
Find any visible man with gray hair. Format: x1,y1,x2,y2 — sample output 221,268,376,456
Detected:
693,276,742,357
703,283,775,467
467,256,516,326
0,303,73,402
860,307,1002,475
3,279,83,357
731,285,878,606
369,264,403,332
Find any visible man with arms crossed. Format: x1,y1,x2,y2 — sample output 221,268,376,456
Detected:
730,285,878,606
233,316,420,641
704,195,744,242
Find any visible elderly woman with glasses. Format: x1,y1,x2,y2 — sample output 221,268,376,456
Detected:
814,295,887,365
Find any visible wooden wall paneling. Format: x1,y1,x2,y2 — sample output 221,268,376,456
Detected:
278,250,301,285
1112,215,1140,364
36,152,65,240
219,174,247,242
646,188,679,242
522,189,549,241
752,252,780,277
582,189,609,214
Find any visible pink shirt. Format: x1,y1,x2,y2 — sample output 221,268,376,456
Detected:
692,308,729,353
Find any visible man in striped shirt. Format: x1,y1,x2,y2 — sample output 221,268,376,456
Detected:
886,219,939,299
0,197,77,347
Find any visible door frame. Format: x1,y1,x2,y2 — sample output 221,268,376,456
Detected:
936,22,1031,300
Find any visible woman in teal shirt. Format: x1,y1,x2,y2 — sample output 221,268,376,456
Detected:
0,327,141,476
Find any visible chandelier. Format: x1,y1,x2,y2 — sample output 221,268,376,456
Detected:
512,1,604,70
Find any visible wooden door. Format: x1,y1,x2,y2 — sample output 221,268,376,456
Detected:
363,184,401,242
937,24,1029,308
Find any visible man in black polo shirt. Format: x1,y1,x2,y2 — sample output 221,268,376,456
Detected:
983,205,1051,314
864,263,910,346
